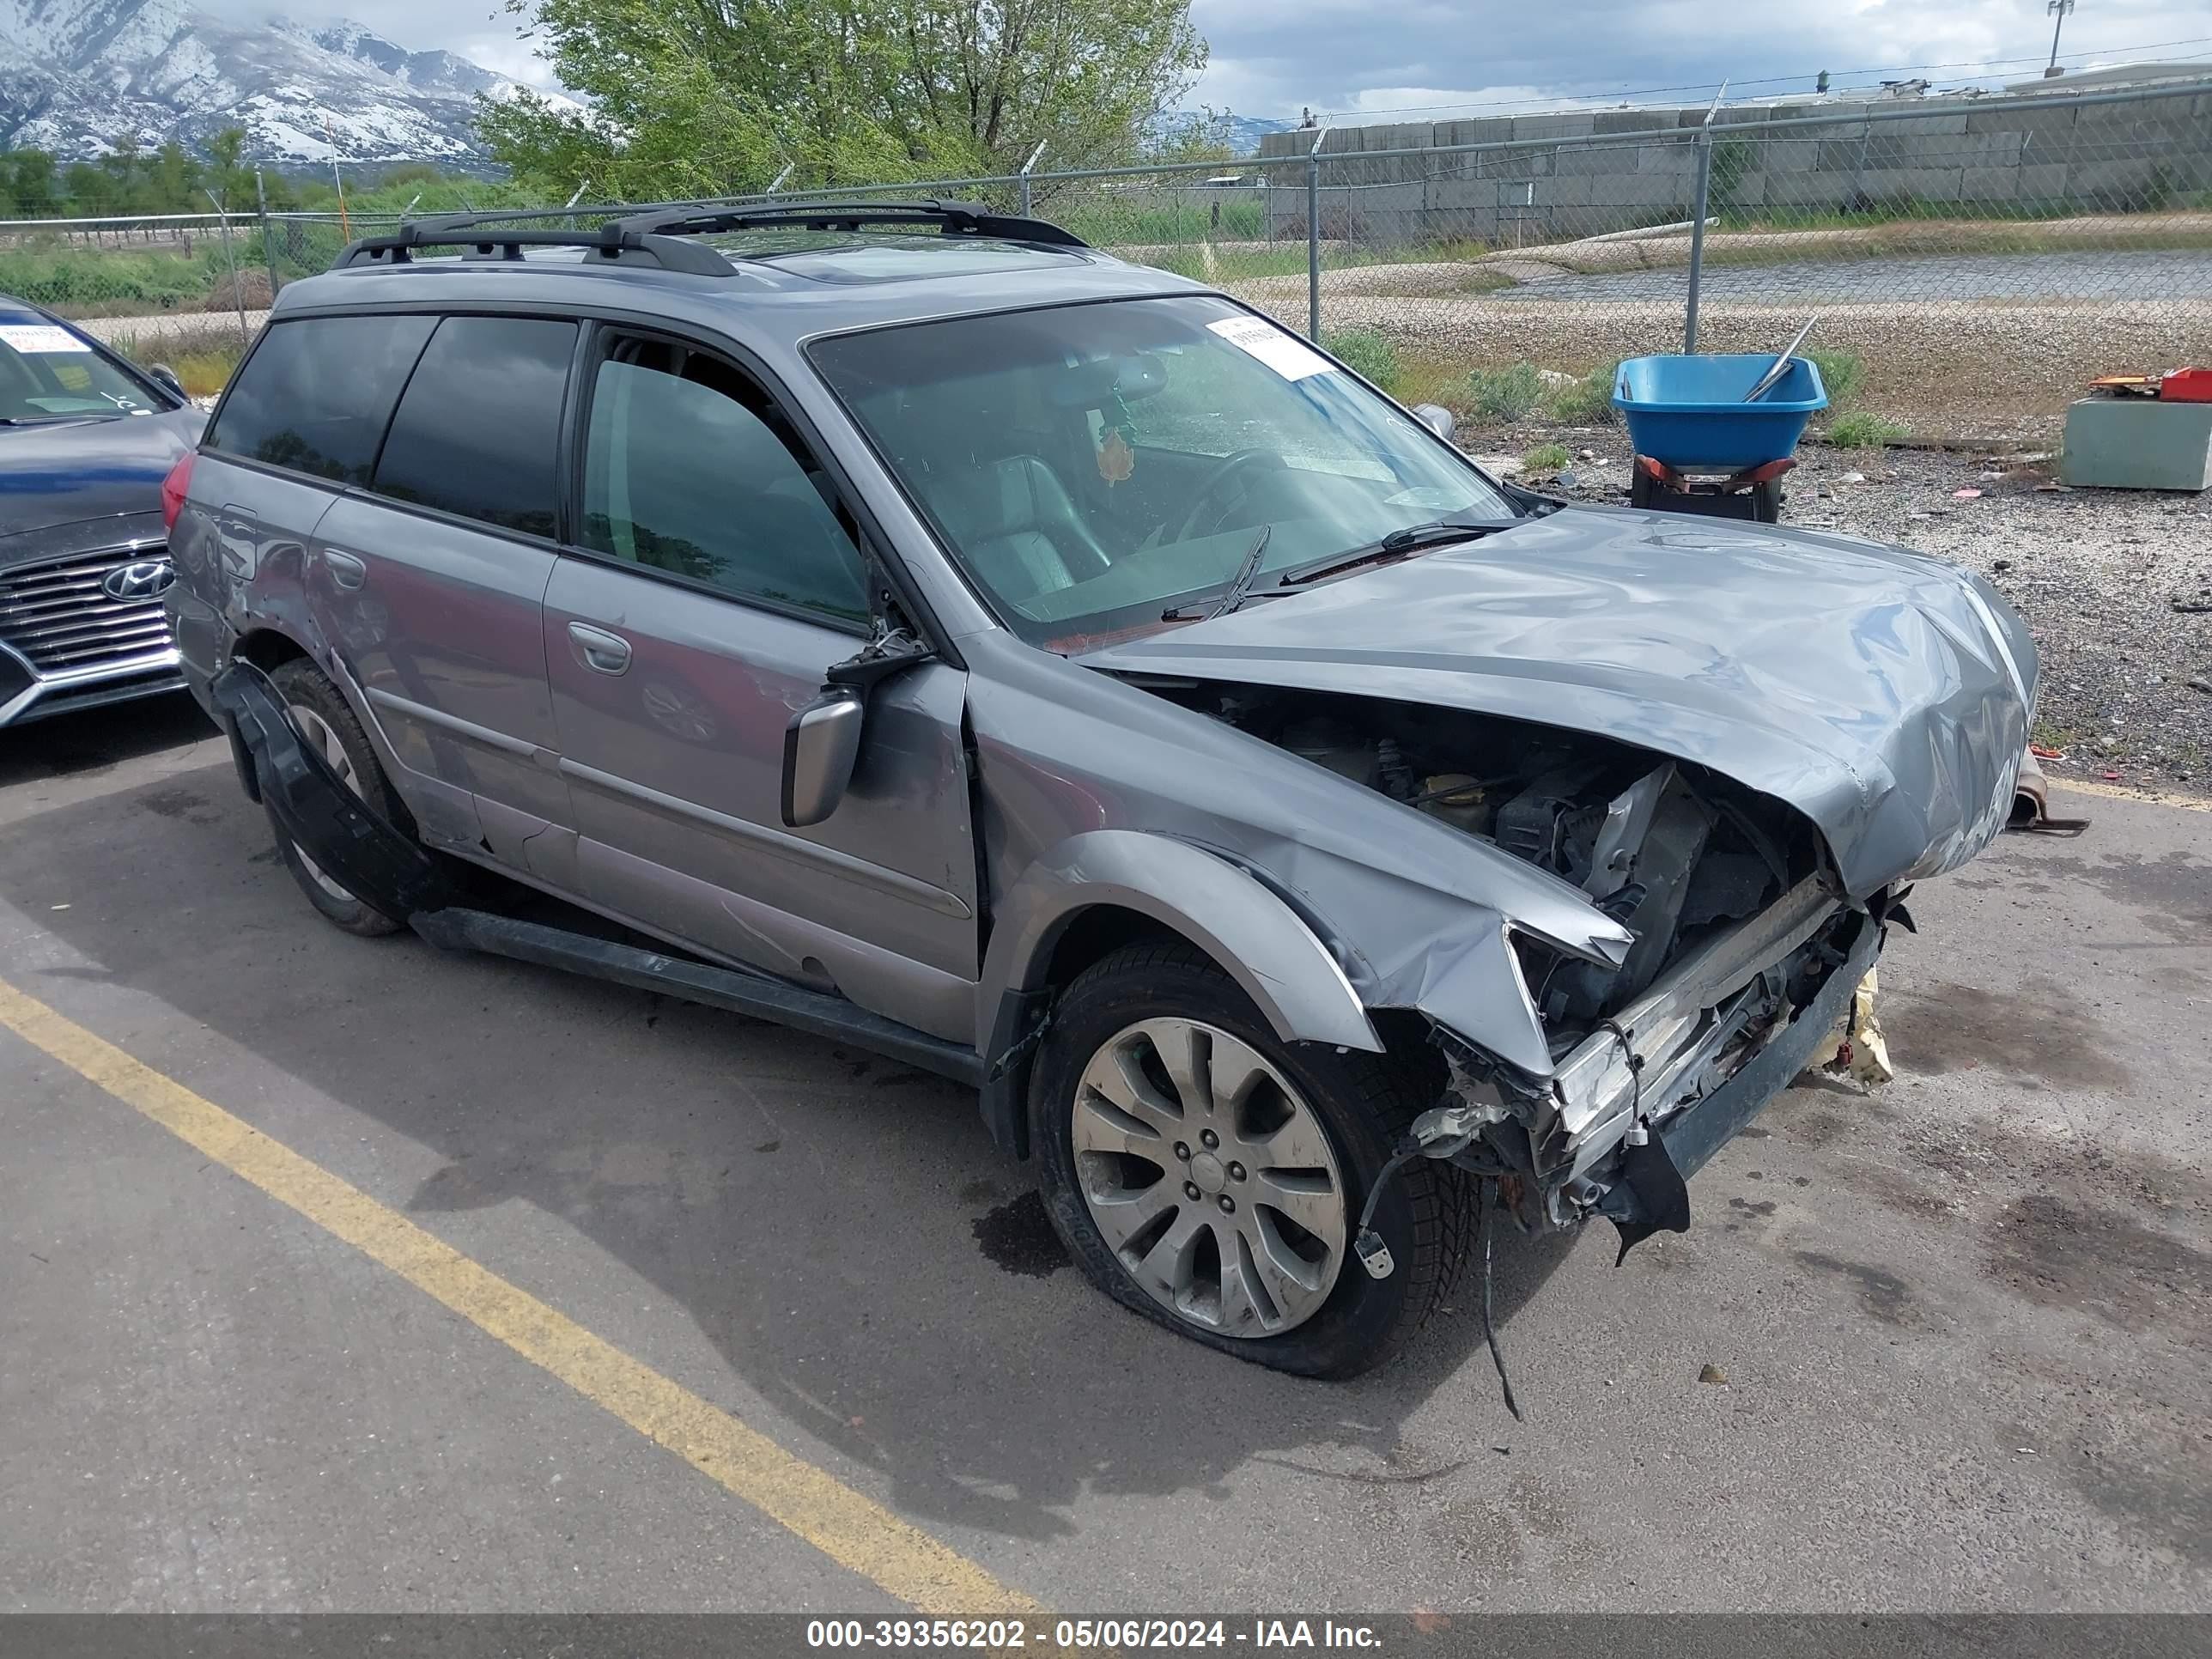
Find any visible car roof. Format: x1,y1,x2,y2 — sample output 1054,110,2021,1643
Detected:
265,231,1212,346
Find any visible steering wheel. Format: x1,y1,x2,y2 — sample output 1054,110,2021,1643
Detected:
1174,448,1286,543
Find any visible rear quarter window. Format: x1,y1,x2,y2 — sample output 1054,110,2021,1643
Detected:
370,315,576,538
205,314,435,483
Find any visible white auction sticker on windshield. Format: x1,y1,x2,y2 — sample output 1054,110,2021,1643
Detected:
1207,314,1334,380
0,324,92,354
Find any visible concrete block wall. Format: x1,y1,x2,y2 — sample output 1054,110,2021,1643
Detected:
1255,84,2209,245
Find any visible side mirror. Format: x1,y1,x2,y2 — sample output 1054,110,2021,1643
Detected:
1410,403,1457,444
778,625,934,828
148,363,187,399
781,687,866,828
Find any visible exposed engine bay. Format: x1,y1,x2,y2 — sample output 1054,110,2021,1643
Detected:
1150,683,1877,1237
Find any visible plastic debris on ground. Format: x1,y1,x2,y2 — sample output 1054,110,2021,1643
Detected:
1802,967,1893,1090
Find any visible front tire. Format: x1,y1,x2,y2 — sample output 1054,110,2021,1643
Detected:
1030,940,1473,1377
265,658,405,938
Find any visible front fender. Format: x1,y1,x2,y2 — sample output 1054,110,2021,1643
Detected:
980,830,1383,1057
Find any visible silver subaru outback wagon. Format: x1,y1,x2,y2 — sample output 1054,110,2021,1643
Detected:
164,204,2033,1377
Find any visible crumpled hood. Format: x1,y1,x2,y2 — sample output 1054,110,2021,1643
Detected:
0,409,200,542
1085,505,2036,897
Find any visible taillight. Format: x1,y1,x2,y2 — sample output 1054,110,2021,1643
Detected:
161,450,195,533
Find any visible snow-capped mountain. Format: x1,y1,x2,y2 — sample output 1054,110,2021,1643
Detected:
0,0,572,162
1151,111,1300,159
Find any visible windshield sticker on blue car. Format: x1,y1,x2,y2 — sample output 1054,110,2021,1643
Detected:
0,325,93,354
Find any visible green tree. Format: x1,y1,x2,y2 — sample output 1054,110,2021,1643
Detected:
63,159,114,214
2,150,60,215
149,140,204,210
97,136,143,209
480,0,1208,198
204,129,254,211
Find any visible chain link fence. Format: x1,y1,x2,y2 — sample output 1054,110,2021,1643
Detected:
4,76,2206,434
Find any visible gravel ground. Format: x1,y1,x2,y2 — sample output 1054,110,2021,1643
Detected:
1222,264,2212,441
1471,430,2212,793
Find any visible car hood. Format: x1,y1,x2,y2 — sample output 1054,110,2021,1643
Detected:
0,408,201,543
1083,505,2035,897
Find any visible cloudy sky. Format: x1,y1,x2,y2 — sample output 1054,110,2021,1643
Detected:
216,0,2212,119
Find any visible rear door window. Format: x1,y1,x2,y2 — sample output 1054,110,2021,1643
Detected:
372,316,577,539
205,314,435,483
578,337,870,623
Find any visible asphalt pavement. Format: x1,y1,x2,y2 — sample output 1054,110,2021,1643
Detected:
1496,246,2212,306
1,696,2207,1613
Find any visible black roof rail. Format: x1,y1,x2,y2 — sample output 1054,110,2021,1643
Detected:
332,214,738,276
611,198,1090,248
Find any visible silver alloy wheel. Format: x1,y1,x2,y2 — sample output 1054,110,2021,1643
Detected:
1071,1017,1348,1338
284,702,364,902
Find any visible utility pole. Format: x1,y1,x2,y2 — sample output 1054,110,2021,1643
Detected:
2045,0,2075,76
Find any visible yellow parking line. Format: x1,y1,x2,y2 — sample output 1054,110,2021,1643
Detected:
2047,775,2212,812
0,975,1042,1618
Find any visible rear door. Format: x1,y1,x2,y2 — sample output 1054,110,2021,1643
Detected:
311,313,581,880
542,326,979,1043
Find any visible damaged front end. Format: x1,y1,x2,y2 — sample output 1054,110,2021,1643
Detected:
1156,684,1899,1253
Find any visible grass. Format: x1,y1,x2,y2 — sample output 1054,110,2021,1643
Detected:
1520,442,1573,476
0,239,233,318
1392,351,1474,413
1056,196,1267,246
109,331,243,397
161,345,244,397
1321,327,1401,394
1465,362,1547,423
1806,349,1865,413
1541,360,1622,425
1827,411,1911,449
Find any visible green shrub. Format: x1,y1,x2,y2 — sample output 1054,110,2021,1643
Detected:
1542,360,1621,425
1322,327,1401,394
0,239,231,317
1520,441,1573,476
1806,349,1865,412
1827,411,1909,448
1466,362,1546,423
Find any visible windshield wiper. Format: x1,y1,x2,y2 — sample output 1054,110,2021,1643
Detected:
0,414,111,427
1161,524,1273,623
1278,519,1520,588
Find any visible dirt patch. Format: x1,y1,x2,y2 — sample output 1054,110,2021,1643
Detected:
1883,979,2131,1092
1793,1250,1923,1327
1984,1192,2212,1339
134,786,214,823
971,1190,1070,1279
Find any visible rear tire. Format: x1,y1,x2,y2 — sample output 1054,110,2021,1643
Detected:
1030,940,1473,1378
265,658,405,938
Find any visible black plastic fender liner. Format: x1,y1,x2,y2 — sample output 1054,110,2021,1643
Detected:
210,660,462,921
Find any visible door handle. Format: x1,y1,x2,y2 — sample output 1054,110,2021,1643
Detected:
568,622,633,675
324,550,368,591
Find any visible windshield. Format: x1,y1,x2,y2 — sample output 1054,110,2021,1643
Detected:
809,295,1512,649
0,318,163,423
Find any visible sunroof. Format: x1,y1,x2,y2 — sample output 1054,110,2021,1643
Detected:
707,232,1085,284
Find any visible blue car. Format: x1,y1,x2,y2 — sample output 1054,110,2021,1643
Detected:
0,296,205,728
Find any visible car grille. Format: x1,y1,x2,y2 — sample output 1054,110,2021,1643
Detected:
0,548,175,677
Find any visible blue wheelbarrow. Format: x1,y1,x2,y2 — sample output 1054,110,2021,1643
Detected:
1612,353,1828,523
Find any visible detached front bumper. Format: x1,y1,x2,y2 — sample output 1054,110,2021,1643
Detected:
1436,879,1882,1236
1601,907,1878,1226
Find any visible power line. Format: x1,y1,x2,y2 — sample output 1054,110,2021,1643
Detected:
1312,33,2212,118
